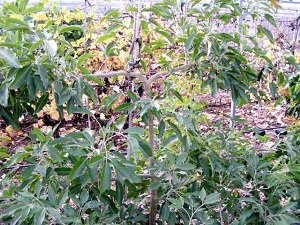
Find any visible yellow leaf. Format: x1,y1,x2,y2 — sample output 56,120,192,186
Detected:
105,56,123,70
0,134,11,146
64,113,73,121
5,125,18,138
37,119,44,127
270,0,282,8
50,111,60,121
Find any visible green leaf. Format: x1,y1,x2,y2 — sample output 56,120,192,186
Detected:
47,207,61,221
137,139,153,157
83,75,104,86
115,103,134,112
0,47,22,68
170,89,183,102
29,39,44,53
44,39,57,57
204,193,219,205
175,153,187,166
20,0,29,13
28,75,36,101
237,87,249,103
154,29,175,43
104,9,120,19
100,162,111,194
143,5,171,19
111,158,141,183
0,148,9,160
80,190,89,205
6,18,29,28
58,25,84,34
37,65,48,88
25,5,43,14
31,128,45,142
89,156,103,168
3,204,24,216
141,20,149,33
264,14,277,28
35,93,49,114
127,6,138,12
128,136,139,160
48,146,63,163
97,33,115,43
10,65,31,89
127,90,138,101
37,208,45,225
58,188,68,207
168,197,183,209
163,135,178,147
0,105,19,128
83,81,97,104
257,25,274,43
0,83,9,107
77,53,93,66
158,120,165,138
185,33,197,51
69,159,88,180
103,93,121,112
6,25,30,31
85,201,101,209
168,121,182,140
48,184,57,207
269,82,277,98
124,127,145,136
58,89,71,106
55,167,71,176
0,42,21,49
199,188,207,201
116,181,124,205
160,201,170,221
177,163,196,170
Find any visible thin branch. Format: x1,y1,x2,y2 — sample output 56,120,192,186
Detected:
84,0,92,130
127,0,142,159
146,63,195,85
92,70,147,82
90,63,196,85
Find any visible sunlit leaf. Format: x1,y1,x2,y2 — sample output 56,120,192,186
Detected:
185,33,197,51
58,25,84,34
0,83,9,107
264,13,277,28
44,39,57,57
257,25,274,43
0,47,22,68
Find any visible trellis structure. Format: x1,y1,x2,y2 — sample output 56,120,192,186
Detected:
2,0,300,16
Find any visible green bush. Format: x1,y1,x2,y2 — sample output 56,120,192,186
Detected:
1,125,299,224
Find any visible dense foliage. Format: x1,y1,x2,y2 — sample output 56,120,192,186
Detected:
0,0,97,128
1,124,299,224
0,0,299,225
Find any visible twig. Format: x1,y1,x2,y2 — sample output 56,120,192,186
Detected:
146,63,195,85
243,126,287,134
2,164,35,171
84,0,92,130
92,70,142,79
127,0,142,159
91,63,195,84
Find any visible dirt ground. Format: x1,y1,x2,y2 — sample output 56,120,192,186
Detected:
0,90,297,153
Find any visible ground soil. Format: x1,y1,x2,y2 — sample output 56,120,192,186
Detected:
0,91,297,153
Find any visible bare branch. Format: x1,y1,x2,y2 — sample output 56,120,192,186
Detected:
147,63,195,85
89,63,195,85
92,70,147,83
